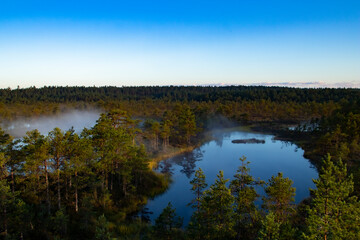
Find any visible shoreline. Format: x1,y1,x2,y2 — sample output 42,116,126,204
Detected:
147,124,265,169
148,145,199,169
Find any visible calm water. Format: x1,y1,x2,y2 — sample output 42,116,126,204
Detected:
145,129,318,225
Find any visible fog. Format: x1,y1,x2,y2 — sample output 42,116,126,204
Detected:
1,110,102,138
206,114,238,130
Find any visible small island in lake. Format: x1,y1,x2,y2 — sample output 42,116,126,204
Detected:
231,138,265,144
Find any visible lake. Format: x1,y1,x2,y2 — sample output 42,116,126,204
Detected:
144,128,318,225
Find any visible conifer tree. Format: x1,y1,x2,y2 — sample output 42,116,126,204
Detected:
263,172,295,224
189,168,207,213
48,127,66,210
200,171,235,240
22,130,50,211
0,178,12,238
65,131,94,212
153,202,183,240
177,105,197,145
303,154,360,240
4,140,21,195
160,119,171,148
0,151,11,237
144,119,161,150
95,214,112,240
258,212,281,240
230,156,263,240
187,168,207,240
52,208,69,238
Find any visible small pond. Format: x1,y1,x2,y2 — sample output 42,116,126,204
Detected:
145,128,318,225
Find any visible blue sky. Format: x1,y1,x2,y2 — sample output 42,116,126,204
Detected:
0,0,359,88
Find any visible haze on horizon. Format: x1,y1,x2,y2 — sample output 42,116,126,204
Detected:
0,0,359,89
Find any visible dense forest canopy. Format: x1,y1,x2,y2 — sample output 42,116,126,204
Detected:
1,86,355,125
1,86,360,103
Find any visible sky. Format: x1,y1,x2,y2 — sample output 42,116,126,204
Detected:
0,0,359,88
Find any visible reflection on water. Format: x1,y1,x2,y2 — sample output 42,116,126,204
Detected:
212,130,232,148
156,149,203,178
145,129,318,225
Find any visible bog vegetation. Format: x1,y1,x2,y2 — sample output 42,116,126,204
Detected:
0,86,360,239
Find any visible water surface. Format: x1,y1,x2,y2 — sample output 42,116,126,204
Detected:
145,129,318,224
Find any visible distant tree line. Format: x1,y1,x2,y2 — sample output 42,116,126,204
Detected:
1,86,360,104
0,86,348,124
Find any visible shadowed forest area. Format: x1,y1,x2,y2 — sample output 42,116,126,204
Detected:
0,86,360,239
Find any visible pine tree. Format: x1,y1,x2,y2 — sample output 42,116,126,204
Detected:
258,212,281,240
303,154,360,240
153,202,183,240
144,119,161,150
177,105,197,145
65,131,94,212
95,214,112,240
189,168,207,213
187,168,207,239
22,130,50,210
0,151,26,239
200,171,235,240
0,151,11,237
0,178,12,238
4,140,21,195
263,172,296,224
230,156,263,240
52,208,69,238
160,119,171,148
48,127,66,210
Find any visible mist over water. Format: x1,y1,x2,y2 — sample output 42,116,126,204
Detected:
1,110,102,138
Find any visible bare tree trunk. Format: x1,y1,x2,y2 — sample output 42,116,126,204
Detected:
57,159,61,210
105,172,108,191
45,160,50,215
324,196,328,240
65,177,68,201
11,171,15,194
75,171,78,212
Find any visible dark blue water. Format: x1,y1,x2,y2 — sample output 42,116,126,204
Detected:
145,129,318,225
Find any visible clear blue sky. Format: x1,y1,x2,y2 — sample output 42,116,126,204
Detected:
0,0,359,88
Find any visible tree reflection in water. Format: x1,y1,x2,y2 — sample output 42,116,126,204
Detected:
212,131,231,148
156,149,203,178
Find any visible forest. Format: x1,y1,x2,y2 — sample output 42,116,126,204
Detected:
0,86,360,239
